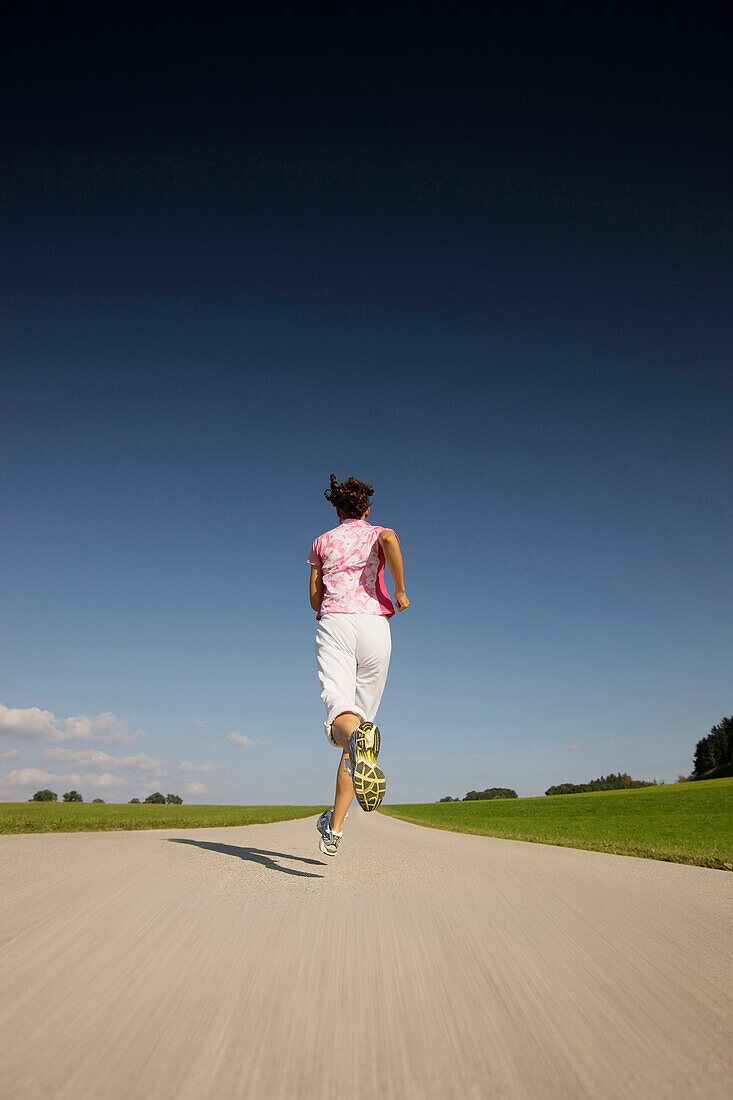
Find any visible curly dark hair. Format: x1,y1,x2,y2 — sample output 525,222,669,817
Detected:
324,474,374,518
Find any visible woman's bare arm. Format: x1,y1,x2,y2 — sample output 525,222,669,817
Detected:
309,565,324,612
378,530,410,611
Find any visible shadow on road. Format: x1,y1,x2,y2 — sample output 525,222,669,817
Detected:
168,838,326,878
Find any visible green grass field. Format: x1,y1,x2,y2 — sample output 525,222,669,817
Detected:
4,781,731,868
381,777,733,870
0,802,322,834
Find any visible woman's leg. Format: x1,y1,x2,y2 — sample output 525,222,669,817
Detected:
329,711,362,750
354,616,392,725
329,712,361,830
331,750,354,832
316,617,360,747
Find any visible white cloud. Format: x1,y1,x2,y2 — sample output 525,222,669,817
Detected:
0,703,139,744
0,767,60,786
177,760,221,773
182,781,207,794
0,768,128,789
227,732,264,748
42,748,163,772
191,718,211,729
0,767,188,802
568,743,583,751
1,748,21,759
620,739,636,749
81,772,128,788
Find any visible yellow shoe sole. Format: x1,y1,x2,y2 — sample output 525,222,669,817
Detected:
349,722,386,812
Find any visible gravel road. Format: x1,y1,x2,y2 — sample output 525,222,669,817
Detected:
1,810,731,1098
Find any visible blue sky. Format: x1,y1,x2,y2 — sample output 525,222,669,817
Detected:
1,6,730,802
2,328,729,801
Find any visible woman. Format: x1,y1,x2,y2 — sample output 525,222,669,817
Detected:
307,475,409,856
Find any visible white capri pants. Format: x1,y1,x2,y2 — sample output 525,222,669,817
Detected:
315,613,392,745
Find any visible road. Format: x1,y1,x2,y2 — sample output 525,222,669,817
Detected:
1,811,731,1098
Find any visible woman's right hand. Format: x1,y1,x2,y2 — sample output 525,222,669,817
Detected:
394,590,410,612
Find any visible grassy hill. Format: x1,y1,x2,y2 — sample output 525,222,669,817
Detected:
0,802,322,834
380,777,733,870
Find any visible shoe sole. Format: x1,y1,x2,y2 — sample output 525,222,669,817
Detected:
349,722,386,812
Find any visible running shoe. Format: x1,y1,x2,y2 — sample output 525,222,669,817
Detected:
316,808,346,857
349,721,386,812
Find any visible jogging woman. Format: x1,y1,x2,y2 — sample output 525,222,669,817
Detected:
307,475,409,856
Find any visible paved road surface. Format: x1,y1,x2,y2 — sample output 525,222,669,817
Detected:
1,811,731,1098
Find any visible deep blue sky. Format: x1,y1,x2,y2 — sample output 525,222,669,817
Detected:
1,4,730,802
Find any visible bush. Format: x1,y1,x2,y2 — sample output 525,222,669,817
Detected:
165,793,183,804
439,795,459,802
92,798,105,803
62,790,83,802
129,797,140,803
30,789,57,801
144,792,166,804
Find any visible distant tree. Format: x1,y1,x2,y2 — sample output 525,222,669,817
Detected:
144,792,166,804
439,796,458,802
31,789,57,801
693,717,732,777
545,773,656,795
463,788,518,800
546,783,580,795
92,798,105,803
129,798,141,803
62,790,83,802
165,793,183,804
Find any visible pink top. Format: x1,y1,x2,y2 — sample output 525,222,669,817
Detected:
307,519,398,620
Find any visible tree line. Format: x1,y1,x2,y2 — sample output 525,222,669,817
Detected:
545,772,656,796
439,788,518,802
30,790,184,804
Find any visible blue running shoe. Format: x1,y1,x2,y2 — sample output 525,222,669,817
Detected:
316,808,347,856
